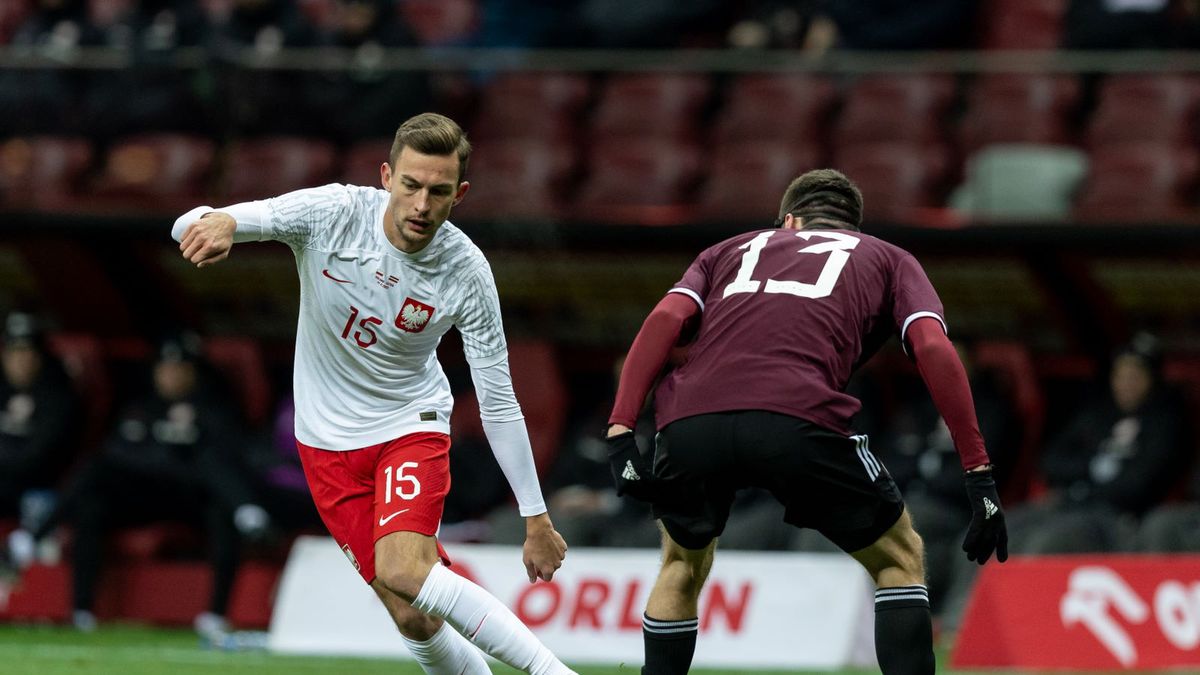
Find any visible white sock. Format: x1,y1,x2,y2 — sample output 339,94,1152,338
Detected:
412,563,574,675
401,621,491,675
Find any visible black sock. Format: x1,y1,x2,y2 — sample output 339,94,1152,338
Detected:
874,585,935,675
642,613,698,675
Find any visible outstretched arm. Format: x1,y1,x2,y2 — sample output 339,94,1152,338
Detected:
172,202,271,268
907,316,1007,564
607,292,701,434
469,357,567,583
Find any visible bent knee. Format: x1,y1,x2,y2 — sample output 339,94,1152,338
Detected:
375,562,432,602
853,513,926,585
659,540,715,597
393,603,441,639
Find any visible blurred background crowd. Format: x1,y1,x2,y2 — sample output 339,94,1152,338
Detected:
1,0,1199,646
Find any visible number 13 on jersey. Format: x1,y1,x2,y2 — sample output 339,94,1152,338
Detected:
723,230,860,299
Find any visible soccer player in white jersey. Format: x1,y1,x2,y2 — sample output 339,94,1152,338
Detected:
171,113,573,675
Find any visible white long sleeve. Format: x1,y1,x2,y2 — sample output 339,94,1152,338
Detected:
171,201,272,243
469,356,546,516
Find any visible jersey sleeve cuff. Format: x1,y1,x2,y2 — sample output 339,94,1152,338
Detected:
667,287,705,312
900,311,947,356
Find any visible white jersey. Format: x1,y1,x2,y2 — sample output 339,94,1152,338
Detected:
180,183,505,448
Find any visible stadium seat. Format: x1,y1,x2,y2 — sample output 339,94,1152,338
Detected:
221,137,338,203
696,140,823,223
400,0,479,46
1073,143,1199,223
0,136,93,211
88,134,216,211
980,0,1066,50
0,0,31,44
451,140,577,221
472,73,592,143
204,336,272,427
574,139,704,221
949,144,1088,222
959,75,1081,154
1085,75,1200,148
507,340,567,476
973,341,1046,505
832,75,956,150
833,142,952,224
340,138,390,188
712,74,837,146
589,74,713,142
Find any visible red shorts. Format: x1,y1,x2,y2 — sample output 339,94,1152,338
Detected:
297,432,452,583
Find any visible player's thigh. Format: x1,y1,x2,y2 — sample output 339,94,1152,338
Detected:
849,508,924,586
296,441,379,582
750,419,904,555
653,415,739,550
659,522,717,577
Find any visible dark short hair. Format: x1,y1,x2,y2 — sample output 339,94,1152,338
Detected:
389,113,471,182
777,169,864,229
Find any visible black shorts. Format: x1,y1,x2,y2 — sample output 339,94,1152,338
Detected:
652,410,904,553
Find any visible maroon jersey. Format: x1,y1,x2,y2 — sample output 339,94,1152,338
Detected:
655,227,945,435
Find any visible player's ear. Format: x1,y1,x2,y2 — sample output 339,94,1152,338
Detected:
453,181,470,205
380,163,393,191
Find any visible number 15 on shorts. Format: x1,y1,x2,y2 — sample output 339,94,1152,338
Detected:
384,462,422,503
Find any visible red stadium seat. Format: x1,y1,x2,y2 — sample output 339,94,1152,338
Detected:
88,134,216,211
400,0,479,45
980,0,1066,50
204,336,272,427
697,140,823,223
833,75,956,151
0,136,93,211
341,138,390,188
1085,75,1200,148
0,0,32,44
507,340,567,476
833,143,952,224
472,73,592,143
221,137,338,203
1073,143,1199,223
973,341,1046,505
451,140,576,221
959,75,1081,154
590,74,713,142
713,74,837,145
574,139,704,222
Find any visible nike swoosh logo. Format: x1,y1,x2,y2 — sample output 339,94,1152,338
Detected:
322,268,352,284
378,509,410,526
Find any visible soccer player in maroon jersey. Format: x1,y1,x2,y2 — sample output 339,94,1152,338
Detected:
605,169,1008,675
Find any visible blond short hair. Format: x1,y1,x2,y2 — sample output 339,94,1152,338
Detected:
389,113,472,182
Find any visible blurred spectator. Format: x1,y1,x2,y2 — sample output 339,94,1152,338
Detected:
201,0,320,136
302,0,433,143
0,0,92,136
727,0,821,50
813,0,982,51
942,332,1189,631
576,0,732,48
1062,0,1174,49
475,0,583,48
878,342,1020,617
0,311,79,526
9,331,268,636
1139,465,1200,552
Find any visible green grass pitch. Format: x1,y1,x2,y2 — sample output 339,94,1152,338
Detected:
0,624,1146,675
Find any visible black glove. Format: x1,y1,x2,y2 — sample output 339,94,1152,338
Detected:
962,467,1009,564
606,430,656,501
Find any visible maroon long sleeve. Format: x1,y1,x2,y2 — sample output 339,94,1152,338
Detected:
608,293,701,428
907,317,991,470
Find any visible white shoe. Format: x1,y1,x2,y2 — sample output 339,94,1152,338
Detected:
194,611,230,642
7,530,35,570
72,610,97,632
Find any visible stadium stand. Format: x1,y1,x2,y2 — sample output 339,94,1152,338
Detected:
88,134,216,212
589,73,714,142
0,136,93,212
832,74,957,150
711,74,837,147
451,139,577,221
220,137,339,203
697,140,823,222
979,0,1068,50
399,0,480,46
833,142,953,224
574,138,704,221
958,74,1082,154
1073,142,1199,223
1085,75,1200,148
472,73,593,143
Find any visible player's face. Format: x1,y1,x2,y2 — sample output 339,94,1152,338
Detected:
1110,354,1153,413
381,147,469,254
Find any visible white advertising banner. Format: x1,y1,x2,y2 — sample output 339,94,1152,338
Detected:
269,536,876,669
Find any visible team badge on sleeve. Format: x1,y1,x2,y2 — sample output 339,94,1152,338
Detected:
396,298,435,333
